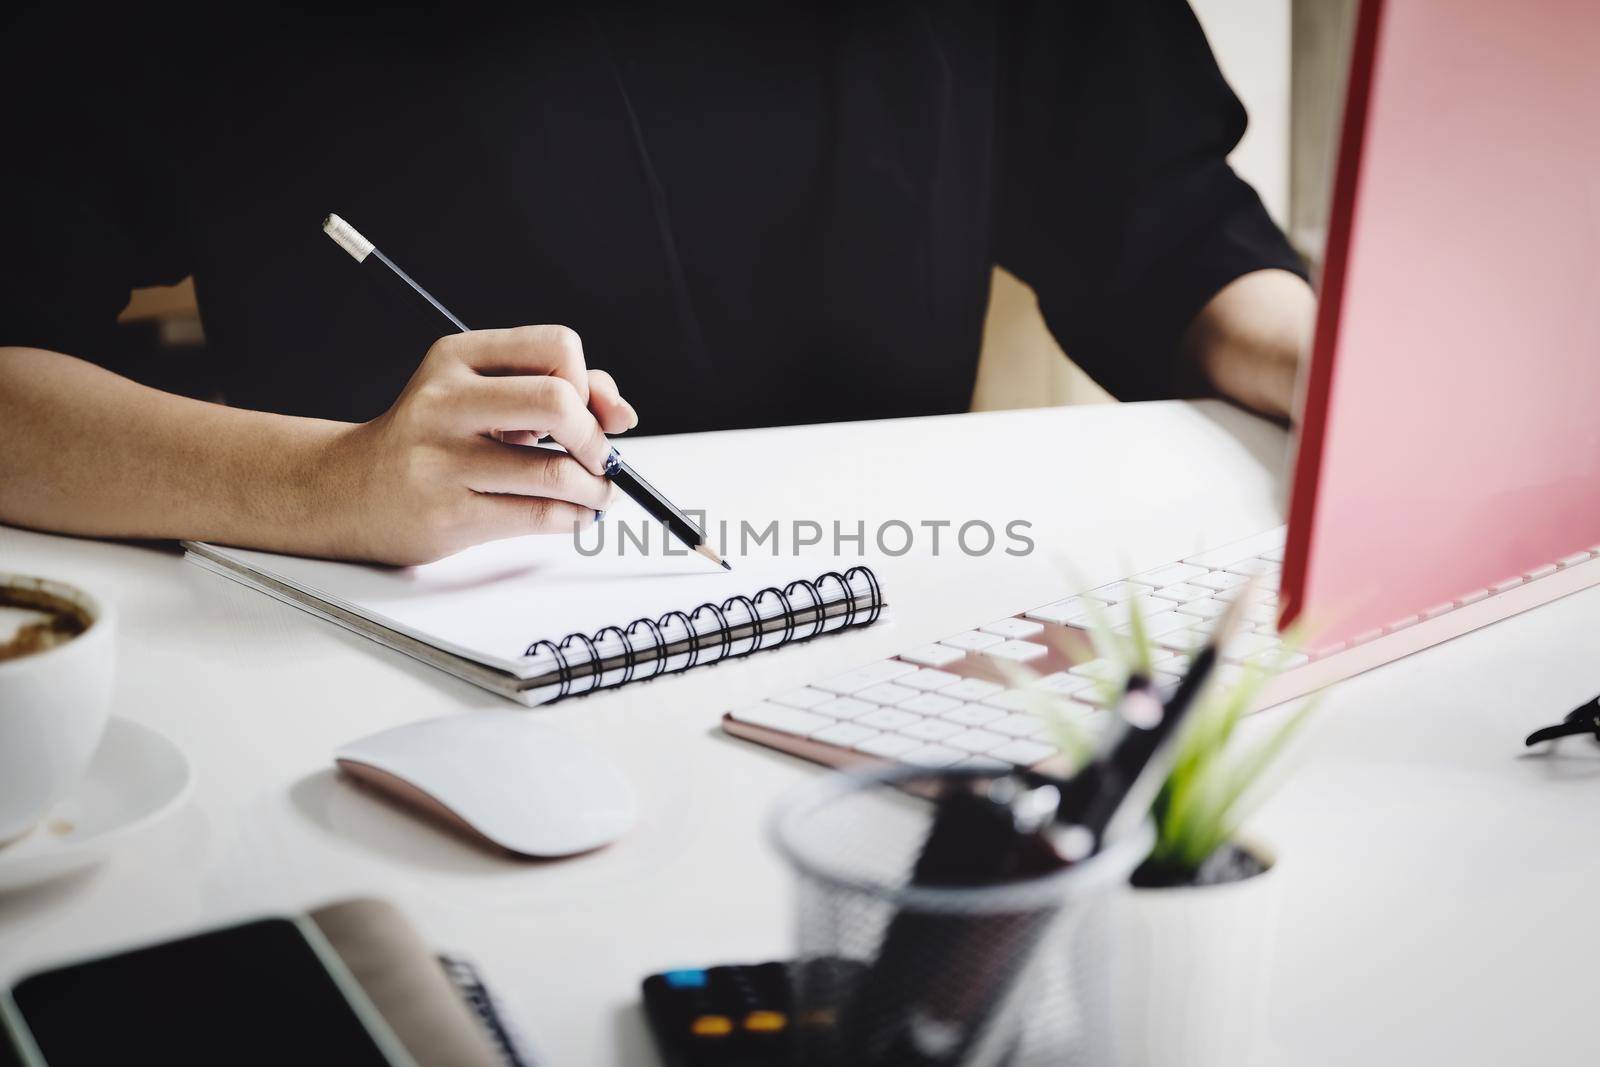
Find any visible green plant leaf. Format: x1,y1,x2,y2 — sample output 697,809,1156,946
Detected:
1037,570,1317,882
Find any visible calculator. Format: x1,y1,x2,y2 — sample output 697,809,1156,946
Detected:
642,962,793,1067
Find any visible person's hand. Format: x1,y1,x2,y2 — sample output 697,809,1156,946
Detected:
1180,269,1315,424
326,326,638,565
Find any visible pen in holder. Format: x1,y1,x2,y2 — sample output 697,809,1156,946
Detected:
770,765,1152,1067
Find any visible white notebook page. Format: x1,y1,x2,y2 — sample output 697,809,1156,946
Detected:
189,533,864,678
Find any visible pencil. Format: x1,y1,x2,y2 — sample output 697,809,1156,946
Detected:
1053,582,1253,857
322,213,728,570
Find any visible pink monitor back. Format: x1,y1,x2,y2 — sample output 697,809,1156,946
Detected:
1280,0,1600,650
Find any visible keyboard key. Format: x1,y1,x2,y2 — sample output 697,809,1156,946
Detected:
1523,563,1558,581
1489,576,1524,594
1122,594,1181,618
1454,589,1490,607
983,639,1050,662
1558,551,1596,568
981,689,1036,712
903,745,965,768
1224,558,1280,578
903,718,963,742
940,702,1006,727
729,702,832,736
992,713,1049,738
955,755,1011,772
1150,581,1212,603
1025,597,1106,624
1173,597,1229,620
856,682,918,706
855,733,921,759
1260,544,1286,562
1244,602,1279,627
815,696,876,721
1112,610,1194,638
812,722,880,748
1087,580,1155,603
990,739,1058,767
899,692,963,716
1210,664,1247,690
1192,571,1247,592
942,677,1004,701
1247,649,1309,670
1221,632,1280,662
947,729,1007,754
1420,601,1456,620
772,687,831,710
940,630,1005,651
1035,671,1093,695
1383,615,1420,634
1154,627,1209,654
979,618,1045,639
1182,528,1288,569
1152,671,1183,691
817,660,918,694
1134,562,1208,587
899,644,967,668
1069,658,1122,681
857,707,919,731
899,668,961,691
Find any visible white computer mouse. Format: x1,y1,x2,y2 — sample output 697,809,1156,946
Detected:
334,711,636,858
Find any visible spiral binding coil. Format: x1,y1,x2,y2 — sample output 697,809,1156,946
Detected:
523,565,883,700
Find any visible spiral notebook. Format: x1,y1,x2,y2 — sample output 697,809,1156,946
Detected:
182,537,884,705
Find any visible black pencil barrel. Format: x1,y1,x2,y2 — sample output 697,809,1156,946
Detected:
606,451,708,549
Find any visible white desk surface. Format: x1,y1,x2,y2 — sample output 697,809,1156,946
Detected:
3,399,1598,1065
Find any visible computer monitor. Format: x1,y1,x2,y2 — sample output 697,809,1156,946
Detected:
1280,0,1600,652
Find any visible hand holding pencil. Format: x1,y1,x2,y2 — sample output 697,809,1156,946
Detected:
321,214,726,569
326,324,630,565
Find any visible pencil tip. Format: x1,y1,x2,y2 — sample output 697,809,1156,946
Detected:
693,543,730,570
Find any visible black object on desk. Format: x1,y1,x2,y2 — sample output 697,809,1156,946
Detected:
1524,694,1600,746
839,594,1246,1066
2,902,536,1067
642,961,815,1067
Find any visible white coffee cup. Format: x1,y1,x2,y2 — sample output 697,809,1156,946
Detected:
0,574,116,844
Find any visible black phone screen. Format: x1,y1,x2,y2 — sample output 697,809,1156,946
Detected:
7,918,403,1066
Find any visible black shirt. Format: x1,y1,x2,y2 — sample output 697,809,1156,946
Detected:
1,2,1304,434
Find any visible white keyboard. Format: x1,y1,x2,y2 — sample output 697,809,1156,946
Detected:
722,526,1600,773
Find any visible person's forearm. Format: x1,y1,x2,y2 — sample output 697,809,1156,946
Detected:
2,327,634,566
0,346,361,555
1179,269,1316,422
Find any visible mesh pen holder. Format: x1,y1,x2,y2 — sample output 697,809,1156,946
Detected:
770,764,1152,1067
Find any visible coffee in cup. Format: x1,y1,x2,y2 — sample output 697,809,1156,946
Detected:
0,584,91,662
0,574,116,845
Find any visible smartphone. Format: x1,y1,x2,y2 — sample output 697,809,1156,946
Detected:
0,917,417,1066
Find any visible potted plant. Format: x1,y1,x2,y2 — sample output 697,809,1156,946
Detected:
1003,592,1314,1065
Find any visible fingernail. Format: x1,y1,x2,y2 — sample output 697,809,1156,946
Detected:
594,509,605,523
625,403,639,429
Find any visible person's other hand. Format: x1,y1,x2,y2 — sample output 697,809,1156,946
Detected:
1180,269,1315,424
327,326,639,565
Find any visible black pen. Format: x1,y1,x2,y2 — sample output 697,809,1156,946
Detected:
1052,584,1253,858
322,213,728,570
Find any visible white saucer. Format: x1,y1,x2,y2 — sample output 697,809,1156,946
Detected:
0,717,192,892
